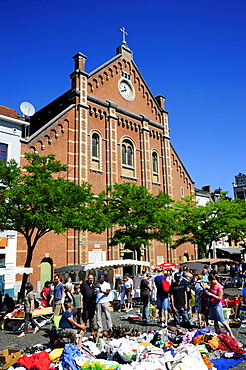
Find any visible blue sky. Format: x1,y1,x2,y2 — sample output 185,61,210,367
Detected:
1,0,245,196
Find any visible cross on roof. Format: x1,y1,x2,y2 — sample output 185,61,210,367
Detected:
120,27,128,45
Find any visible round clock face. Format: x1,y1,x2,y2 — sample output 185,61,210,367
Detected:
119,81,134,101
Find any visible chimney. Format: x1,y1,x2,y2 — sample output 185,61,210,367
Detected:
155,95,166,110
202,185,211,193
73,52,87,71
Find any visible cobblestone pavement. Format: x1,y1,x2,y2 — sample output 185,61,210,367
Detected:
0,287,245,369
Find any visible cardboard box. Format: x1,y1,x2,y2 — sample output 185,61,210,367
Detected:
0,349,21,369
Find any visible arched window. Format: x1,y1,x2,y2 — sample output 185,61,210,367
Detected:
122,144,126,165
127,146,133,166
92,133,99,158
152,151,159,183
122,139,134,167
122,139,135,178
91,132,101,171
152,152,158,173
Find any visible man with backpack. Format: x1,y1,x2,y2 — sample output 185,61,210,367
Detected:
154,268,170,327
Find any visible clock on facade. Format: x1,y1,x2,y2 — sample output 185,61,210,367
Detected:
119,80,134,101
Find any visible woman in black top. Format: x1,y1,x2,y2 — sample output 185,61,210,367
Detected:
140,273,152,323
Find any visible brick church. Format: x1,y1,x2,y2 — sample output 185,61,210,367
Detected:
18,38,195,289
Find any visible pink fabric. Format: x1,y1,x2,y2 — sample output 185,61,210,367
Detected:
209,283,223,303
181,331,196,344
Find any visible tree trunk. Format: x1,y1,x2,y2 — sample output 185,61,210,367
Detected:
206,239,213,259
19,240,35,301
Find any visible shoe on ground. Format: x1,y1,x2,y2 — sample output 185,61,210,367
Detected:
18,332,26,338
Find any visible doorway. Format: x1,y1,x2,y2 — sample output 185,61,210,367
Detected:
40,257,53,290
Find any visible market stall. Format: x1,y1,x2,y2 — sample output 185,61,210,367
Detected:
55,259,150,289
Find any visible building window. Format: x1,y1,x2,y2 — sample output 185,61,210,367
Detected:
180,187,184,197
92,133,99,158
122,139,135,178
0,144,8,164
91,132,101,171
122,140,133,166
152,151,159,183
152,152,158,173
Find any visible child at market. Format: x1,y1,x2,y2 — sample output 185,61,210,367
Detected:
73,284,83,324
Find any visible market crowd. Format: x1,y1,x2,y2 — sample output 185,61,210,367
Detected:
9,261,246,344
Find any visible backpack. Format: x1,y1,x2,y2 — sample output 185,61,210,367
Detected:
161,279,170,293
49,325,60,349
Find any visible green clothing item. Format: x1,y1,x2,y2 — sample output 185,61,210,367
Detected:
73,292,82,308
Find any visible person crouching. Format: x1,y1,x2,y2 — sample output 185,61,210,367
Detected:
59,302,86,347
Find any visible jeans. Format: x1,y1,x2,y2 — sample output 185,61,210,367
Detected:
96,302,112,331
142,294,150,321
173,307,191,327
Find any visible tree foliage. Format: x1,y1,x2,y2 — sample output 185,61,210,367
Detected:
0,153,107,297
99,182,175,252
172,194,246,258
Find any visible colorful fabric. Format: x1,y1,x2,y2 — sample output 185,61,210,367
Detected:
217,333,245,353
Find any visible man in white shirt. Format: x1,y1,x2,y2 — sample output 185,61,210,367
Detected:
95,274,112,332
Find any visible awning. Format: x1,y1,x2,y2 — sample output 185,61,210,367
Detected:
216,247,244,255
154,262,179,271
180,261,206,272
55,259,150,274
0,267,33,276
0,237,8,247
183,258,237,265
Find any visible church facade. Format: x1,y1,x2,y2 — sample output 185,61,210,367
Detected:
19,42,195,289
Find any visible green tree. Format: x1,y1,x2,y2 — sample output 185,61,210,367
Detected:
100,182,175,256
0,153,106,298
172,194,239,258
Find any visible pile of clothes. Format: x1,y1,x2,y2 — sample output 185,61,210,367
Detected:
5,326,246,370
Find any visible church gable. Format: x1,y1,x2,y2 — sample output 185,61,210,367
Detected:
87,46,163,124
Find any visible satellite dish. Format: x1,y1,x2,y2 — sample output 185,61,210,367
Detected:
20,102,35,117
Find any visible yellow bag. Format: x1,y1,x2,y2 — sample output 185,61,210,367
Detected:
49,348,64,362
190,293,195,307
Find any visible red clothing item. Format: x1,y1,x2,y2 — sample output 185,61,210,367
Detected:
41,287,51,307
18,351,51,370
218,333,245,353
